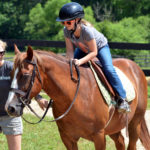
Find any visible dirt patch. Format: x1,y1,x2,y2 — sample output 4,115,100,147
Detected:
23,100,53,117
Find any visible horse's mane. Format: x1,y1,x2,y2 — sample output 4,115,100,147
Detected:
14,50,69,70
34,50,69,63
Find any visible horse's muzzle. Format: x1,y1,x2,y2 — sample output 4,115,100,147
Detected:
6,103,23,117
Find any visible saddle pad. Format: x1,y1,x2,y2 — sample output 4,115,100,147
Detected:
89,61,112,105
89,61,135,105
115,67,136,102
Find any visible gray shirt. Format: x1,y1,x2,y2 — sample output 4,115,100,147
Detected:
0,61,13,116
64,24,108,53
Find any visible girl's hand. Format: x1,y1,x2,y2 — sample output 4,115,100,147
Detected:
73,59,81,66
37,99,49,110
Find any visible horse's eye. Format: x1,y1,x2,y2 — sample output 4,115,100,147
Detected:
18,73,31,87
23,73,31,78
20,73,31,81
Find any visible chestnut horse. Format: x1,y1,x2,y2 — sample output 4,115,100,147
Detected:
5,46,150,150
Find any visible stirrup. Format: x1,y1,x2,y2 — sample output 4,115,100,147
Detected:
117,98,131,113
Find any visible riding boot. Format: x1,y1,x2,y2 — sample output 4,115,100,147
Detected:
117,97,131,113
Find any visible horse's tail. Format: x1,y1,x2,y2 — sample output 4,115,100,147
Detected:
139,117,150,150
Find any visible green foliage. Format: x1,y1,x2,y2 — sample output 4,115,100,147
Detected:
95,16,150,58
84,6,96,25
74,0,150,21
97,16,150,43
112,0,150,20
0,0,44,39
0,14,9,26
24,0,71,41
24,3,47,40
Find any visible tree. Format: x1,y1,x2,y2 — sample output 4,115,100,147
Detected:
24,0,71,40
0,0,45,39
72,0,150,21
96,15,150,58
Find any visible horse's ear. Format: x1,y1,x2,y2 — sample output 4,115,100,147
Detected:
27,45,33,61
14,44,20,55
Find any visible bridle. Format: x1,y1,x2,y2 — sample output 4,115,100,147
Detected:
10,58,80,124
11,59,42,106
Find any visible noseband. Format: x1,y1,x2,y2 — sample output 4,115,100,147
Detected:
11,59,42,106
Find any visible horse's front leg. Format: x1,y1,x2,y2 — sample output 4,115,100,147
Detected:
93,130,106,150
109,131,125,150
58,130,79,150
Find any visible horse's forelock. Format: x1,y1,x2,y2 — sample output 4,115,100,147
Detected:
14,52,27,69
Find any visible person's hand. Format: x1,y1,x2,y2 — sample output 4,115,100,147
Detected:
36,99,49,110
73,59,81,66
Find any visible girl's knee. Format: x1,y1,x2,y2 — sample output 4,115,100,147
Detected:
103,65,115,74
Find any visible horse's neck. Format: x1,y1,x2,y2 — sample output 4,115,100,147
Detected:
38,53,108,119
40,54,72,102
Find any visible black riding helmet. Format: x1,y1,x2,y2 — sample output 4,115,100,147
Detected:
56,2,84,22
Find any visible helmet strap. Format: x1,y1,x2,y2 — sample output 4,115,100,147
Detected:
71,19,81,38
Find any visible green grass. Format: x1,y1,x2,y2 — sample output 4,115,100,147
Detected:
5,51,15,58
0,115,115,150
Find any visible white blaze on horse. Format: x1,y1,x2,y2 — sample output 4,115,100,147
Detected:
5,45,150,150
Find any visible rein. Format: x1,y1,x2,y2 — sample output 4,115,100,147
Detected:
38,59,80,123
12,58,80,124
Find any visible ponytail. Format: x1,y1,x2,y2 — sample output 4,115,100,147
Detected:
80,19,93,27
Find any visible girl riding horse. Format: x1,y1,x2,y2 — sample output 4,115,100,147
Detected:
56,2,130,113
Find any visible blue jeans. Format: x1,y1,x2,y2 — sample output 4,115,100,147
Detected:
74,45,126,99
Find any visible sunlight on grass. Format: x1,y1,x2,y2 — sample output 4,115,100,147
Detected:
5,51,15,58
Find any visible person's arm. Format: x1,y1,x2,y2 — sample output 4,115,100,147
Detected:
74,39,97,66
35,94,49,110
65,37,74,58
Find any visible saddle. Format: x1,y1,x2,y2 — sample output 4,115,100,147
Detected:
90,60,116,97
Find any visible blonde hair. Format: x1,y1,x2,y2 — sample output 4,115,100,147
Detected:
80,19,93,27
0,40,7,50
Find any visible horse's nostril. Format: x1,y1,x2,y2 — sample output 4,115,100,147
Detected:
8,106,16,114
